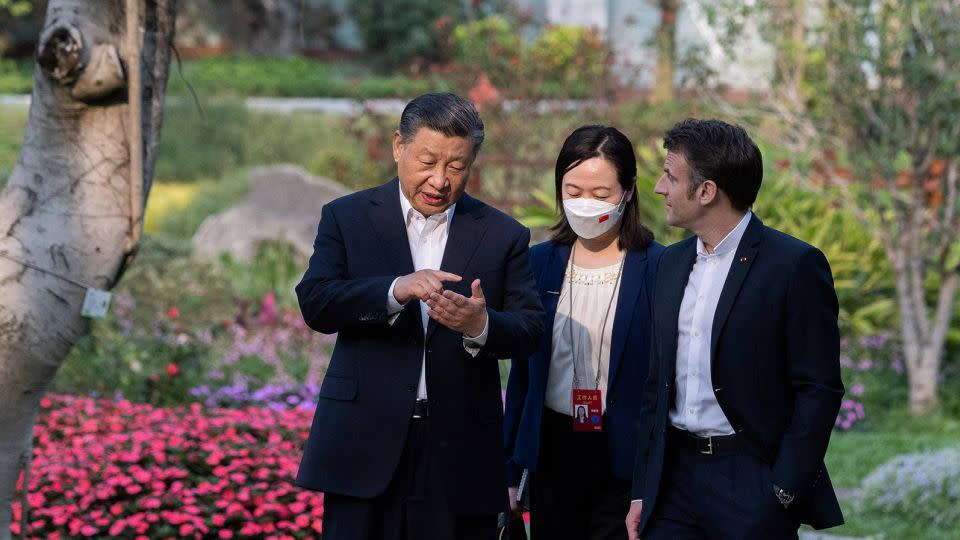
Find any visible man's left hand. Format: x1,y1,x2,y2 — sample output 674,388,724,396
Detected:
426,279,487,337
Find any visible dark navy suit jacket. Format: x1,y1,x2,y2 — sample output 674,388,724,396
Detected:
295,179,544,516
632,215,845,531
503,239,664,485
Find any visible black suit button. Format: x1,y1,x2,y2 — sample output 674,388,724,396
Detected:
439,440,449,449
407,384,416,392
607,399,616,407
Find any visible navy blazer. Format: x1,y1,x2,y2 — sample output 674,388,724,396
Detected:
295,179,544,516
503,239,664,485
632,215,845,531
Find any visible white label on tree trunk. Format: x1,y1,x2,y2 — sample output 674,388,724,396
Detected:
81,288,112,318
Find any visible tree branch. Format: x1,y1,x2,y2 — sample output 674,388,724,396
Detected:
935,158,958,271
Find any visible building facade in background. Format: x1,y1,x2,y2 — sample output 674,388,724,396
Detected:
515,0,774,91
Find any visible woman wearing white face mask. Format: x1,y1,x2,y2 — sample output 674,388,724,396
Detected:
503,125,664,540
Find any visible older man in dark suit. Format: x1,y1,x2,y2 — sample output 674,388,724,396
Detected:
626,119,845,539
295,92,544,540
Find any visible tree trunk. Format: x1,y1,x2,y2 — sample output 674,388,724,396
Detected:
892,220,958,416
907,345,940,415
770,0,806,106
653,0,678,104
0,2,175,538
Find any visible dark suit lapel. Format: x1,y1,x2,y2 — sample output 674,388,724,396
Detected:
541,243,571,325
425,193,488,341
661,238,697,378
368,178,415,276
710,215,763,356
607,249,647,390
535,243,571,380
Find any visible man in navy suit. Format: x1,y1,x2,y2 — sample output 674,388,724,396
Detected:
295,93,544,540
626,119,844,539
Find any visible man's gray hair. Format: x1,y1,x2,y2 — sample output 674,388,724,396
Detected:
398,92,485,154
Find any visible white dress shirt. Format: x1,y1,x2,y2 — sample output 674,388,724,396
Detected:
545,260,622,416
669,211,752,436
385,185,488,399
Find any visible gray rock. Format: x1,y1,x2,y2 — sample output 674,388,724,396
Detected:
192,164,351,262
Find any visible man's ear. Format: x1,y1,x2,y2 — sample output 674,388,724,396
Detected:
392,131,403,163
698,180,719,206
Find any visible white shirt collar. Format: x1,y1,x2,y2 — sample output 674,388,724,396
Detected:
697,210,753,257
398,182,456,225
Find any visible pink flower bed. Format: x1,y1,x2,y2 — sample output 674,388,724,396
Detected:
12,395,324,539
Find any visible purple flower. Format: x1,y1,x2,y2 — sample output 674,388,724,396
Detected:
860,332,891,350
834,399,866,431
891,358,905,375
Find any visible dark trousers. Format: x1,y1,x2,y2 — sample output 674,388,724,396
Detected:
643,433,800,540
321,417,496,540
530,408,631,540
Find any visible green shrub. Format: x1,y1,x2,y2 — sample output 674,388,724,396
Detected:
217,241,305,309
156,103,331,181
55,243,312,405
448,18,613,99
0,104,27,189
526,25,612,99
858,446,960,529
350,0,462,69
306,110,399,191
0,59,32,94
155,101,252,181
753,177,895,336
57,328,213,407
452,15,520,87
155,103,397,187
56,256,237,406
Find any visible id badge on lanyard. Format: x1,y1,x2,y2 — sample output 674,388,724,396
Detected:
572,388,603,432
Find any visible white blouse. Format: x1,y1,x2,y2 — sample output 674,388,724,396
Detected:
545,259,624,416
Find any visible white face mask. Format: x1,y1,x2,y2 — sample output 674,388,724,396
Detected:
562,192,629,240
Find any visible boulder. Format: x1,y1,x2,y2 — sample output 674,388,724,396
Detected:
192,164,351,262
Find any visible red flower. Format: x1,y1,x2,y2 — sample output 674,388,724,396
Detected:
167,306,180,319
166,363,179,377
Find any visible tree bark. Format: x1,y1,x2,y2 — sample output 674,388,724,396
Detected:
907,345,941,415
0,2,176,538
770,0,806,107
652,0,678,104
893,201,959,415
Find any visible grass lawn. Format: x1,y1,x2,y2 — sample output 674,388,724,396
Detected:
167,56,451,99
826,429,960,488
813,411,960,539
825,506,959,540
